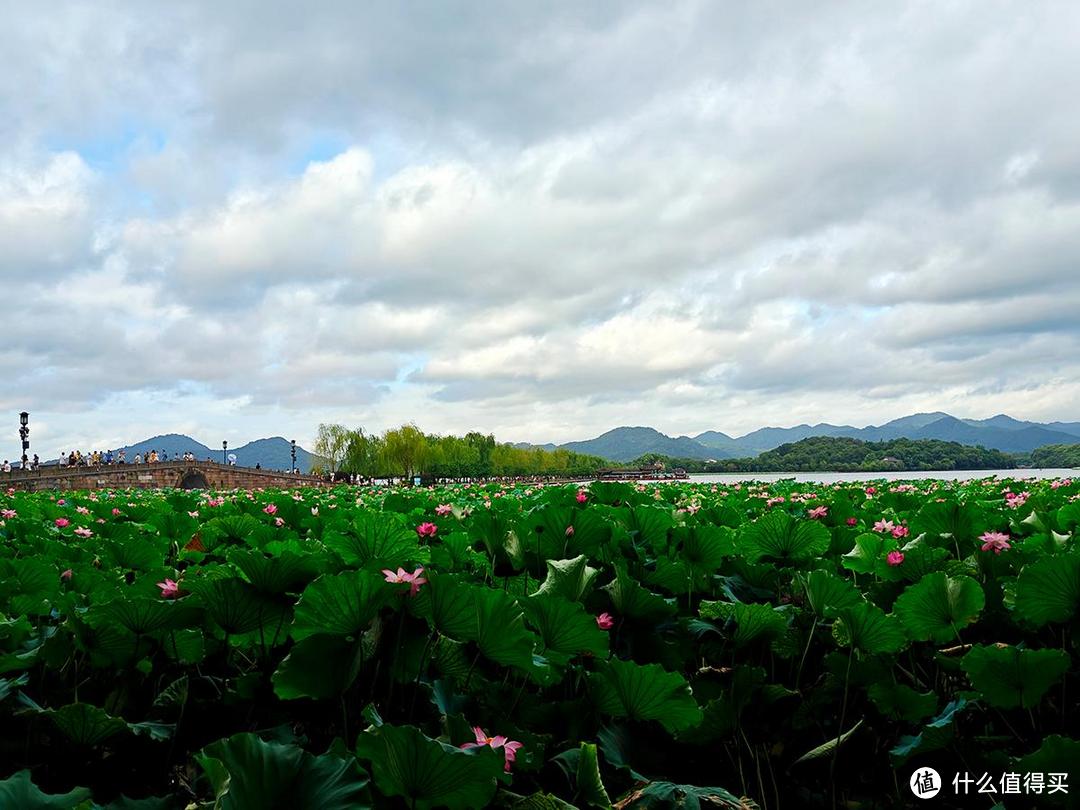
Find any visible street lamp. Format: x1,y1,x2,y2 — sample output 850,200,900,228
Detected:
222,440,228,465
18,412,29,469
290,439,296,474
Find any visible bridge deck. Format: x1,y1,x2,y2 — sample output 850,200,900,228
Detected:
1,460,330,492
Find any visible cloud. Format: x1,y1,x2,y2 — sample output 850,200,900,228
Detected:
2,1,1080,456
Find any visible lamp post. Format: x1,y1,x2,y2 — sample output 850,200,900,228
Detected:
290,439,296,474
222,440,228,465
18,412,29,470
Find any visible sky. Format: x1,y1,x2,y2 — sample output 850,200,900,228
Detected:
3,1,1080,459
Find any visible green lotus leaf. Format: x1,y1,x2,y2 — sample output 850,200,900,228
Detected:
587,658,703,733
793,719,863,764
840,533,882,575
272,634,365,700
804,570,863,617
911,500,985,546
602,566,676,622
890,697,970,763
198,732,370,810
960,644,1070,709
473,586,539,670
553,742,611,809
738,511,830,565
866,683,937,723
160,628,205,664
831,602,908,654
670,525,735,579
521,592,610,663
191,576,289,637
45,702,128,747
608,780,746,809
534,555,598,602
421,574,479,641
291,570,394,641
90,595,200,635
699,601,790,649
355,722,503,810
622,505,675,554
893,573,984,643
324,511,418,567
0,770,92,809
200,515,264,549
229,547,323,594
1014,554,1080,626
1014,735,1080,807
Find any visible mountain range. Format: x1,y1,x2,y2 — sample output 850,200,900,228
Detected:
111,434,318,473
537,413,1080,462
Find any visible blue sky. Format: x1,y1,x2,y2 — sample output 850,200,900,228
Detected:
2,1,1080,459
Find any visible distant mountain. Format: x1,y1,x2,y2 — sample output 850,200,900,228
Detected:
909,416,1080,453
112,434,317,472
535,412,1080,462
561,427,731,462
230,437,319,473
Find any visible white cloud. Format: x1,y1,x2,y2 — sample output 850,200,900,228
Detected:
2,1,1080,456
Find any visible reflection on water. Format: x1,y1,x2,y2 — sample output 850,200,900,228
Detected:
685,468,1077,485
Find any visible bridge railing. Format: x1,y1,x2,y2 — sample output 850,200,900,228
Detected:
0,459,329,487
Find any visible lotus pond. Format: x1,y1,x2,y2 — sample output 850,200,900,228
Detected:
1,477,1079,808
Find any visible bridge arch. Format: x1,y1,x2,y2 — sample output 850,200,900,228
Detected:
178,469,210,490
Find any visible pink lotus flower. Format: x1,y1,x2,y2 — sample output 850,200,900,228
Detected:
873,519,895,534
112,508,122,516
73,527,93,538
980,532,1012,554
460,726,523,772
263,504,278,515
596,612,614,630
382,566,428,596
76,506,90,515
274,517,285,527
54,517,70,528
886,550,905,566
565,525,575,537
207,497,224,507
416,522,438,538
1,509,16,519
435,503,453,516
157,579,180,599
807,506,828,519
891,525,909,539
865,486,877,496
57,499,66,506
60,568,73,581
845,517,857,527
576,490,588,504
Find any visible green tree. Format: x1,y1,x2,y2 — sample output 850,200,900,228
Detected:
382,424,429,481
313,423,350,474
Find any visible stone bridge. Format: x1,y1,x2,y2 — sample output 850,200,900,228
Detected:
2,460,331,492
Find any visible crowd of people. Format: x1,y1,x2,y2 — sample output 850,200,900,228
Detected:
1,449,223,474
56,449,212,467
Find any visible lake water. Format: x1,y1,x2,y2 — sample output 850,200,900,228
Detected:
685,468,1076,485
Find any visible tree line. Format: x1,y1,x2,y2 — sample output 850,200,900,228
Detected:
633,436,1019,473
311,424,608,480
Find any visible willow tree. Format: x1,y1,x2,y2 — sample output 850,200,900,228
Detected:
381,424,429,481
313,423,350,474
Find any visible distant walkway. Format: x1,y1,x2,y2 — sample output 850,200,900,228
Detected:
1,460,330,492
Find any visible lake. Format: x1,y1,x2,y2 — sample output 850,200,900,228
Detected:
685,468,1076,485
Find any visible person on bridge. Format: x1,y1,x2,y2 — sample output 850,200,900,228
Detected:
2,460,10,473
